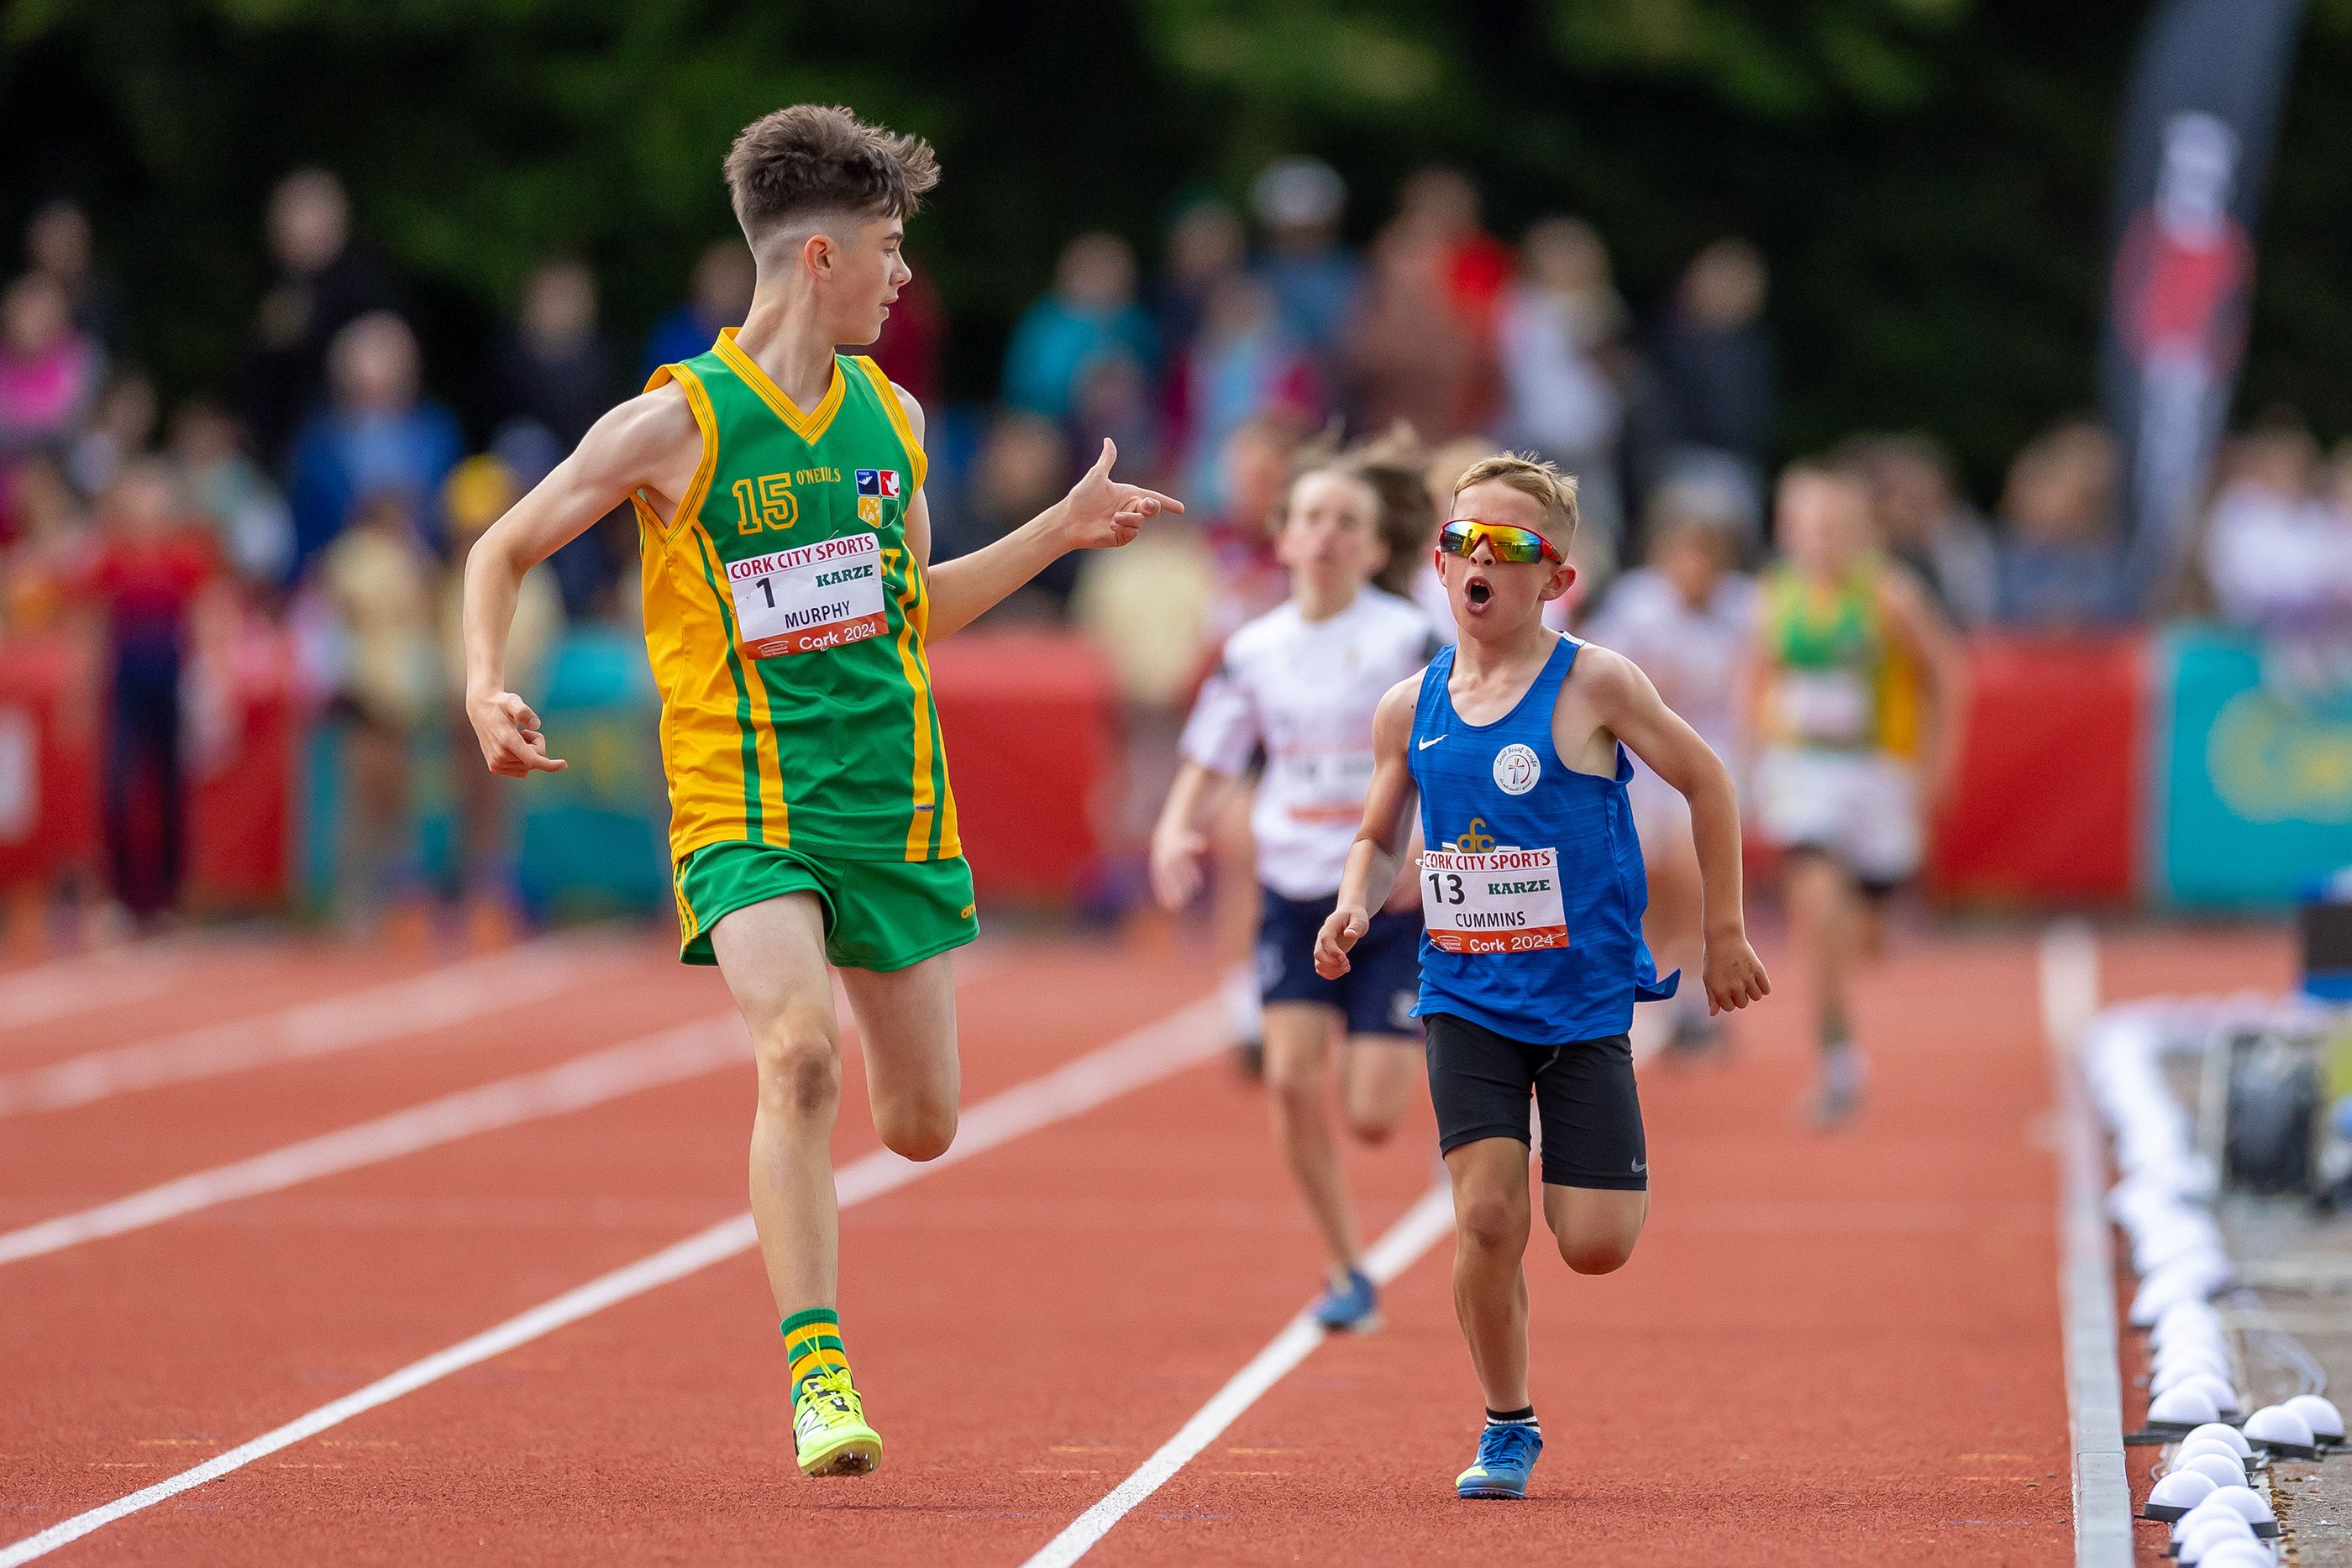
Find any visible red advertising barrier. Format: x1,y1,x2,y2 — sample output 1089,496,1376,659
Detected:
927,628,1116,904
0,632,298,910
1929,632,2145,905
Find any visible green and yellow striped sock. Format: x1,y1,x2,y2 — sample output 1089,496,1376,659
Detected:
781,1308,851,1396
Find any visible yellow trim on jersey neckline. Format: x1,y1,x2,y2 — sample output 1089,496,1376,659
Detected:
637,363,720,549
851,356,928,493
714,328,847,444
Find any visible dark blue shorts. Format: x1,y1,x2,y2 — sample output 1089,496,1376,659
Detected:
1257,888,1423,1039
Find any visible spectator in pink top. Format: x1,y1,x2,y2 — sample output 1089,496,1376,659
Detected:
0,273,102,460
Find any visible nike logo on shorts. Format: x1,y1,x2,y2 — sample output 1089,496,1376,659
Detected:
1418,736,1446,750
1630,1158,1646,1172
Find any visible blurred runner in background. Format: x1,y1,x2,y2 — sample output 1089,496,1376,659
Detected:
1746,462,1959,1125
1152,438,1440,1331
1583,471,1756,1059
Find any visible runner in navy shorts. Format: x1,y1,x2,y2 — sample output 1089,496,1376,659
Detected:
1259,889,1420,1039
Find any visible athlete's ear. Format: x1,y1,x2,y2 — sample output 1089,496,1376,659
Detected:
1539,560,1578,603
801,231,833,282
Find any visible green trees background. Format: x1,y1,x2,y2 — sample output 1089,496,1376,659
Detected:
6,0,2351,491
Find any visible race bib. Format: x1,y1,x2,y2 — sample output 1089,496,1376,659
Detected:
1420,845,1569,955
1275,747,1376,824
727,534,888,658
1775,669,1871,744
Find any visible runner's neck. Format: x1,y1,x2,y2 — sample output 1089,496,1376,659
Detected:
1292,579,1362,625
730,289,841,412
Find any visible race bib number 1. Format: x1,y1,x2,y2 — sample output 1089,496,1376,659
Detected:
1420,845,1570,954
727,534,887,658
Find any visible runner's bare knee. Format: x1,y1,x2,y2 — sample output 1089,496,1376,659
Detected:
752,1006,840,1120
874,1096,956,1162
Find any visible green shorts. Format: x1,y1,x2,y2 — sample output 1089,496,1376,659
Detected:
675,842,979,973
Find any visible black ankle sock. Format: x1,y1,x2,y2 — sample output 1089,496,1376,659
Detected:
1485,1406,1537,1426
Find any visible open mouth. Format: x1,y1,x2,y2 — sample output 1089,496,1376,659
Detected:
1465,579,1493,608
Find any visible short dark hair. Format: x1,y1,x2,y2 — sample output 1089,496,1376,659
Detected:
722,105,940,244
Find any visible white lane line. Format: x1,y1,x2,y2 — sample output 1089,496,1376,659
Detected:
1021,1182,1456,1568
0,1016,743,1267
2039,920,2133,1568
0,994,1225,1566
0,938,607,1117
0,949,181,1036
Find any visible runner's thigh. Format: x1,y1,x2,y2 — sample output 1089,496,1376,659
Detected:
709,893,837,1039
838,950,961,1109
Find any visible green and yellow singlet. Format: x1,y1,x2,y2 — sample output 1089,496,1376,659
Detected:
634,328,958,868
1759,555,1915,753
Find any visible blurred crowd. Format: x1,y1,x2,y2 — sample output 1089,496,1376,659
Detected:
6,155,2350,931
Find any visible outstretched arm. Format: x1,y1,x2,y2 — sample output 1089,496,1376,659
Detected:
894,388,1181,640
1583,648,1771,1015
463,386,698,776
1314,674,1423,978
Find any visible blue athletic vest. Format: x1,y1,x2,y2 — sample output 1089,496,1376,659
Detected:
1408,636,1677,1044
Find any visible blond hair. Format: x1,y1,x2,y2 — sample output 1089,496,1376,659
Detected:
1451,452,1579,548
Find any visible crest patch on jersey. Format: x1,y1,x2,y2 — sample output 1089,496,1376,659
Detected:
855,469,901,499
1492,743,1542,795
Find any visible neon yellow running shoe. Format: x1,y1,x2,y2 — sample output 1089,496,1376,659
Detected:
793,1369,883,1477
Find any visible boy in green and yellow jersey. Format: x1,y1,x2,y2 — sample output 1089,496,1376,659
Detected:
460,106,1180,1479
1743,462,1960,1127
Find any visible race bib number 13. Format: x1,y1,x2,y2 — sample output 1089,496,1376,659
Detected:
727,534,887,658
1420,845,1570,954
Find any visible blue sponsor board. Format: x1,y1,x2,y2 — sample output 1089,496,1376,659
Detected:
2156,625,2352,906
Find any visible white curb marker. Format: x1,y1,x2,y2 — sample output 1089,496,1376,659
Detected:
2040,920,2134,1568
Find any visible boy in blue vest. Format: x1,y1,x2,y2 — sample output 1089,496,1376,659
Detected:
1315,454,1770,1499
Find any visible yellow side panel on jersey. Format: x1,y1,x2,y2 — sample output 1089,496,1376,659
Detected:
853,356,929,493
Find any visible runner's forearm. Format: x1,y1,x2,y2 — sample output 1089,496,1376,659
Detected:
1338,835,1404,916
1683,765,1747,940
922,501,1071,640
462,538,527,700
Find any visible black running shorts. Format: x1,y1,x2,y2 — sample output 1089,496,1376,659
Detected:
1423,1012,1647,1190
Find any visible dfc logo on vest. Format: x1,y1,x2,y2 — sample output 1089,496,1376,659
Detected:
1492,743,1542,796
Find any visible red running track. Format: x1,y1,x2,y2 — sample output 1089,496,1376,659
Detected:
0,924,2144,1565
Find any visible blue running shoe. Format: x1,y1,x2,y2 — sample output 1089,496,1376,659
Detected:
1310,1267,1379,1332
1456,1421,1542,1498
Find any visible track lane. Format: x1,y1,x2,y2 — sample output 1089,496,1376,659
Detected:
34,946,1441,1565
0,941,1215,1549
1082,936,2073,1567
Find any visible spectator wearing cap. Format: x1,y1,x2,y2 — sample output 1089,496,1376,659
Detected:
234,169,402,463
642,241,755,380
285,312,462,580
0,272,102,460
24,199,120,350
1002,232,1158,422
1993,420,2133,629
1250,156,1362,375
